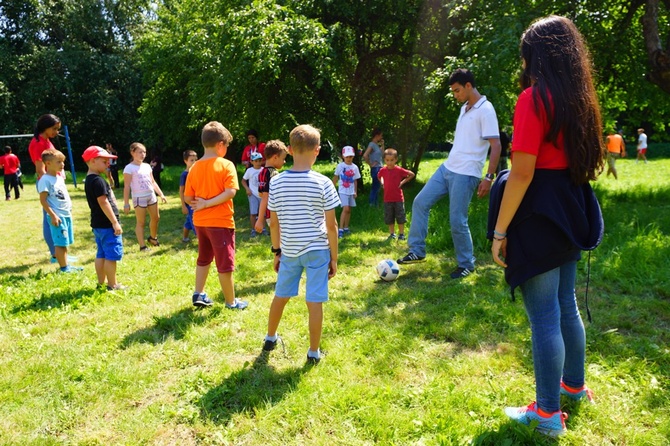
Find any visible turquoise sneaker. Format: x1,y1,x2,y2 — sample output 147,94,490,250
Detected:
504,402,567,437
560,381,595,403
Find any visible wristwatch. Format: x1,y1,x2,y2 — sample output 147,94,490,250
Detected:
271,246,281,256
484,173,495,182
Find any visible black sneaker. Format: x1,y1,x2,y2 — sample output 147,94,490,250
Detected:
263,336,280,351
192,292,213,307
397,252,425,264
450,267,474,279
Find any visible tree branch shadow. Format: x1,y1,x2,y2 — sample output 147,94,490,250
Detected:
197,351,309,425
120,306,221,348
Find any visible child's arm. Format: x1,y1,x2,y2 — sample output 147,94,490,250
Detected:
151,173,167,203
241,178,252,196
97,195,123,236
325,208,338,279
39,191,60,227
400,170,415,187
191,188,236,211
254,192,269,233
353,176,358,198
270,210,281,273
179,185,188,214
123,172,132,214
332,174,338,188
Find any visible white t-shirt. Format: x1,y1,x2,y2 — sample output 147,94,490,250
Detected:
123,163,154,198
268,170,340,257
37,173,72,217
444,95,500,178
638,133,648,149
334,162,361,195
242,166,263,198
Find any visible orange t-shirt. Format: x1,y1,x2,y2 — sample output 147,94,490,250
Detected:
606,133,625,154
184,156,239,228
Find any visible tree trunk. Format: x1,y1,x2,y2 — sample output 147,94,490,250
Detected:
643,0,670,93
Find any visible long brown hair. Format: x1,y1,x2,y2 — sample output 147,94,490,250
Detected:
520,16,605,184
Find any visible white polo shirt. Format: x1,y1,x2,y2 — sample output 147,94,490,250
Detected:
444,95,500,178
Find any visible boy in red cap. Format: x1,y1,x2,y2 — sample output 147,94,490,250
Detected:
83,146,126,291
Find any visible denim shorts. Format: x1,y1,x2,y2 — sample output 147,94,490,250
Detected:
339,193,356,207
93,227,124,261
50,215,74,247
275,249,330,302
248,194,261,215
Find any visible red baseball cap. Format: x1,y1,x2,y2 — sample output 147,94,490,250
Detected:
82,145,118,162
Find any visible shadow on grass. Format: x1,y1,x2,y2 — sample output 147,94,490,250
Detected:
197,351,308,424
0,263,34,279
11,284,100,313
472,420,557,445
120,306,221,347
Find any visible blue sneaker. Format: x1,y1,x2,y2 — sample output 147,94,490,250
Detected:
192,292,213,307
59,265,83,273
504,402,567,437
250,230,258,238
560,381,595,403
338,229,344,239
225,298,248,310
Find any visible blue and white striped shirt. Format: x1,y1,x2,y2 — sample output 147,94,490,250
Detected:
268,170,340,257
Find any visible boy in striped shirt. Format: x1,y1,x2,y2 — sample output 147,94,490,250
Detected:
262,124,340,364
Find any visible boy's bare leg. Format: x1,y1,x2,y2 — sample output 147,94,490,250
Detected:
55,246,67,267
306,301,323,352
388,224,395,235
217,271,235,305
105,260,117,288
183,228,190,238
95,258,106,285
195,264,210,293
250,214,256,230
398,223,404,235
267,297,290,337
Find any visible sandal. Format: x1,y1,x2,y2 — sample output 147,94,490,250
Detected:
147,236,160,246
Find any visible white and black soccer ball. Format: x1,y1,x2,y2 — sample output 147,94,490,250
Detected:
376,259,400,282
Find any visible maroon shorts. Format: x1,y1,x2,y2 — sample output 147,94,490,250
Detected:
195,226,235,273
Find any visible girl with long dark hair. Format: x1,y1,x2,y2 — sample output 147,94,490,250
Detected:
490,16,605,436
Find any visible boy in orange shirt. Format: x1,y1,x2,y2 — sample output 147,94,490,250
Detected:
184,121,247,309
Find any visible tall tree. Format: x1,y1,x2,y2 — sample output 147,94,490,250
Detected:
0,0,147,169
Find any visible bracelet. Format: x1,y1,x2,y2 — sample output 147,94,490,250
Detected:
493,236,506,241
271,247,281,256
124,204,130,208
493,230,507,238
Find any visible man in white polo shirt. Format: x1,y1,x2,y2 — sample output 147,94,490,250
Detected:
398,68,501,279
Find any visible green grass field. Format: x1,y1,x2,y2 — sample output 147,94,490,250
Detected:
1,156,668,445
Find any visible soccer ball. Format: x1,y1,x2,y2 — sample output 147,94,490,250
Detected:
376,259,400,282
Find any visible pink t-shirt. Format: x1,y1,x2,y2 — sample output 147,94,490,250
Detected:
378,166,413,202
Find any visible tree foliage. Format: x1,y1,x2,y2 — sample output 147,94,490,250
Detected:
1,0,669,171
0,0,147,169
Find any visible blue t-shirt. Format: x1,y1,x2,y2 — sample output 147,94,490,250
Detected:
37,174,72,217
268,170,340,257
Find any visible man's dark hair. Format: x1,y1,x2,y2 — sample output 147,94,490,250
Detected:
449,68,476,88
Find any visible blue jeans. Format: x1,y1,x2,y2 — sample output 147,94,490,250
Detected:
407,164,479,269
520,261,585,413
369,166,381,205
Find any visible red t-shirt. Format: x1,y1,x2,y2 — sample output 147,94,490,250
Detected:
28,136,55,164
241,143,266,166
0,153,19,174
511,88,568,169
378,166,412,202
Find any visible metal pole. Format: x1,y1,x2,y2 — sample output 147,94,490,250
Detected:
63,125,77,188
